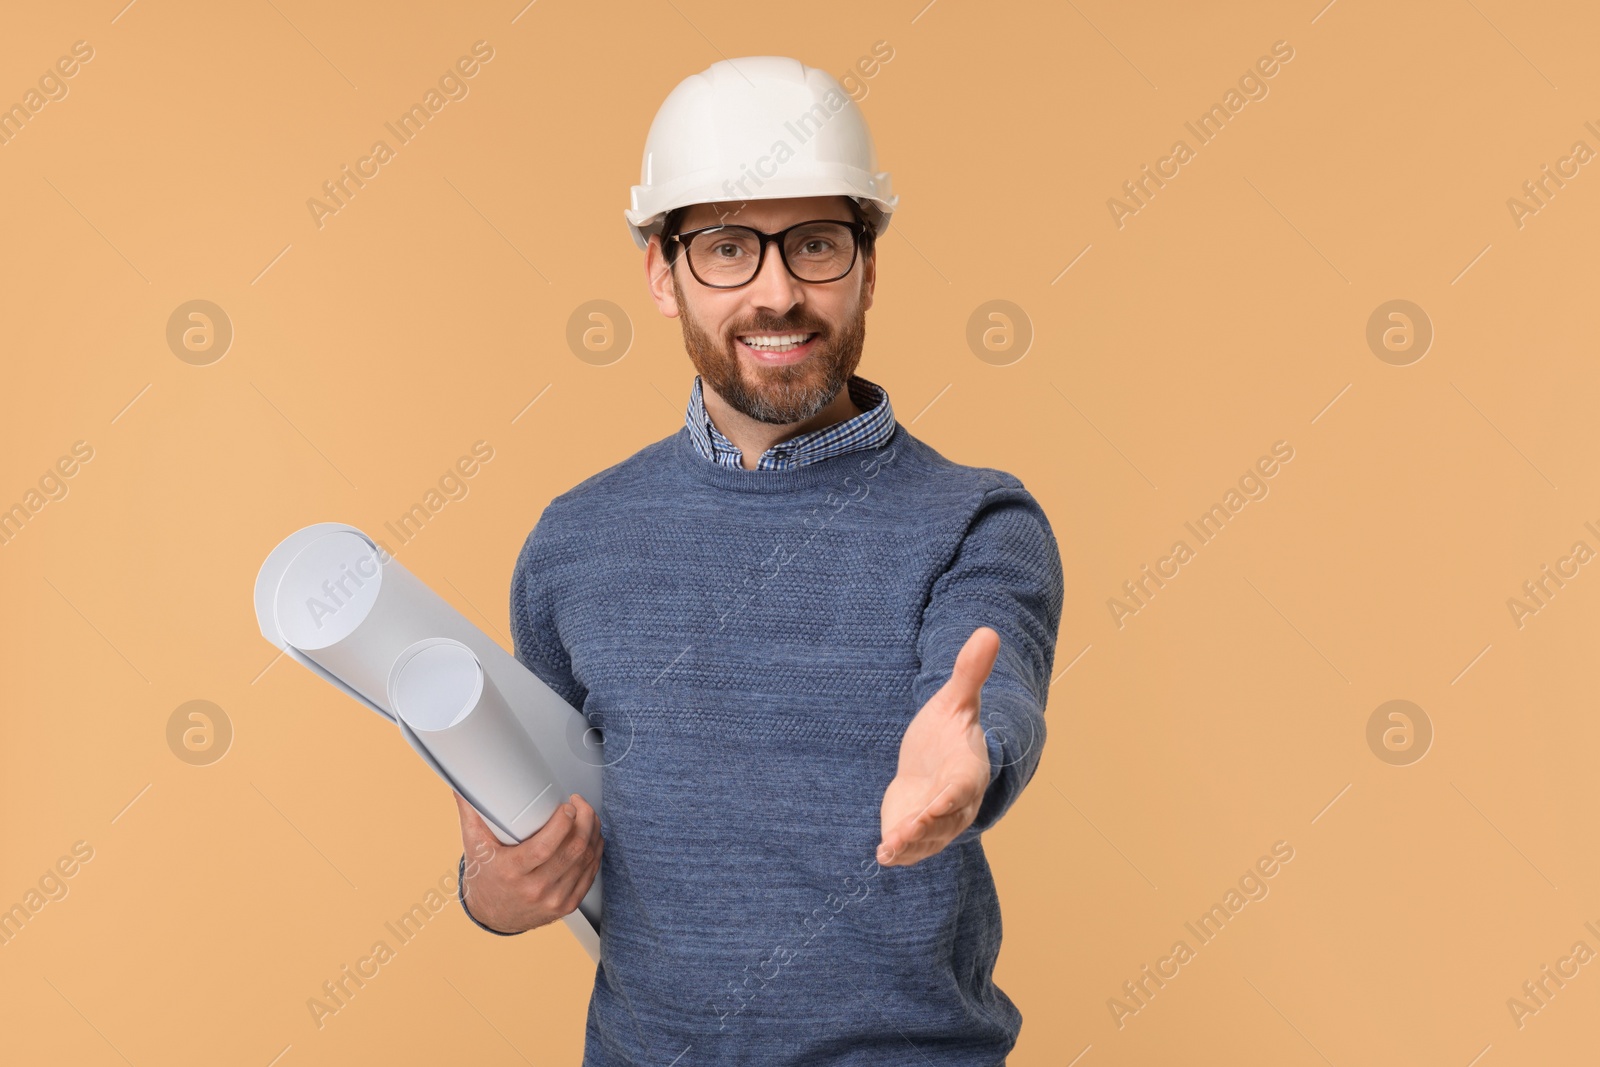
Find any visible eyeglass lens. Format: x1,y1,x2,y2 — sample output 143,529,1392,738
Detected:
686,221,856,285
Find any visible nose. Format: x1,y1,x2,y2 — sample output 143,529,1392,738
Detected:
743,238,806,315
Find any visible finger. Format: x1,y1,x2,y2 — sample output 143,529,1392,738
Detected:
883,830,952,867
940,627,1000,709
456,793,500,876
918,803,977,846
570,791,598,823
879,806,935,862
454,791,498,850
508,797,580,873
542,794,598,881
881,807,944,859
548,813,604,907
881,799,975,865
889,778,966,840
923,778,976,820
540,796,601,893
879,782,978,860
878,836,924,867
879,786,935,856
879,820,945,866
549,844,602,916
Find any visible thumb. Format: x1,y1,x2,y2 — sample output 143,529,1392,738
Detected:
940,627,1000,709
453,790,492,843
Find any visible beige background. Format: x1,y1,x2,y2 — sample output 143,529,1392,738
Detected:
1,0,1597,1063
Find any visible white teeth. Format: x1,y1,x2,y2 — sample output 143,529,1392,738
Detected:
739,332,814,349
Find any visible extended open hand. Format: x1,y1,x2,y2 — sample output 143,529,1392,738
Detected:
876,626,1000,868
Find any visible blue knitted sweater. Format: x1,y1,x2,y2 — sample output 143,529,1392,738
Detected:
500,419,1063,1065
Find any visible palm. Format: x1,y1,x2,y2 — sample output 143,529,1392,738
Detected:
877,627,1000,867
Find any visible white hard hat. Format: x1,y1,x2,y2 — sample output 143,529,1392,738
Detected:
624,55,898,251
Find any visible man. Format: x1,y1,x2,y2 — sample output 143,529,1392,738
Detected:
452,56,1064,1065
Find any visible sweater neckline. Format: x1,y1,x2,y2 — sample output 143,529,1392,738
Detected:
670,420,905,494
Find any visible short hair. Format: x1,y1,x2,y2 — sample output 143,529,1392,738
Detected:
659,197,877,269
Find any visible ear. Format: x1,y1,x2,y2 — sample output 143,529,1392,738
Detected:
645,234,682,319
861,246,876,313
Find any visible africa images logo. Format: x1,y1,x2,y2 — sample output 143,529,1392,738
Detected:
306,41,495,229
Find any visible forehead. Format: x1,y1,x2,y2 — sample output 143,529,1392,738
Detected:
680,195,855,231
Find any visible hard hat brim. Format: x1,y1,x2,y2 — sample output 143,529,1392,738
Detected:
625,172,897,252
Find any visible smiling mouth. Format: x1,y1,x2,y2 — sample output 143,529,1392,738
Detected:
735,331,820,354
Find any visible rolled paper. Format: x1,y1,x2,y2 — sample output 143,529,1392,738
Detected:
390,638,564,842
253,522,604,961
389,639,603,947
254,522,392,720
273,530,476,713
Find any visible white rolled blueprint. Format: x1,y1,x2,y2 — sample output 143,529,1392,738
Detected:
389,638,566,842
253,522,603,961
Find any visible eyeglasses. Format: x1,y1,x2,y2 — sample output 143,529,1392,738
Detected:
667,219,867,289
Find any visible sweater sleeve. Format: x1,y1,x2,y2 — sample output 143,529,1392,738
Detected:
910,483,1065,836
457,852,522,936
508,505,589,712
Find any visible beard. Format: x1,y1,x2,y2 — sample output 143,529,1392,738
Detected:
673,268,867,425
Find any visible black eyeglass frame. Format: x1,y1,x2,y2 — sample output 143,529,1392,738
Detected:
666,218,869,289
